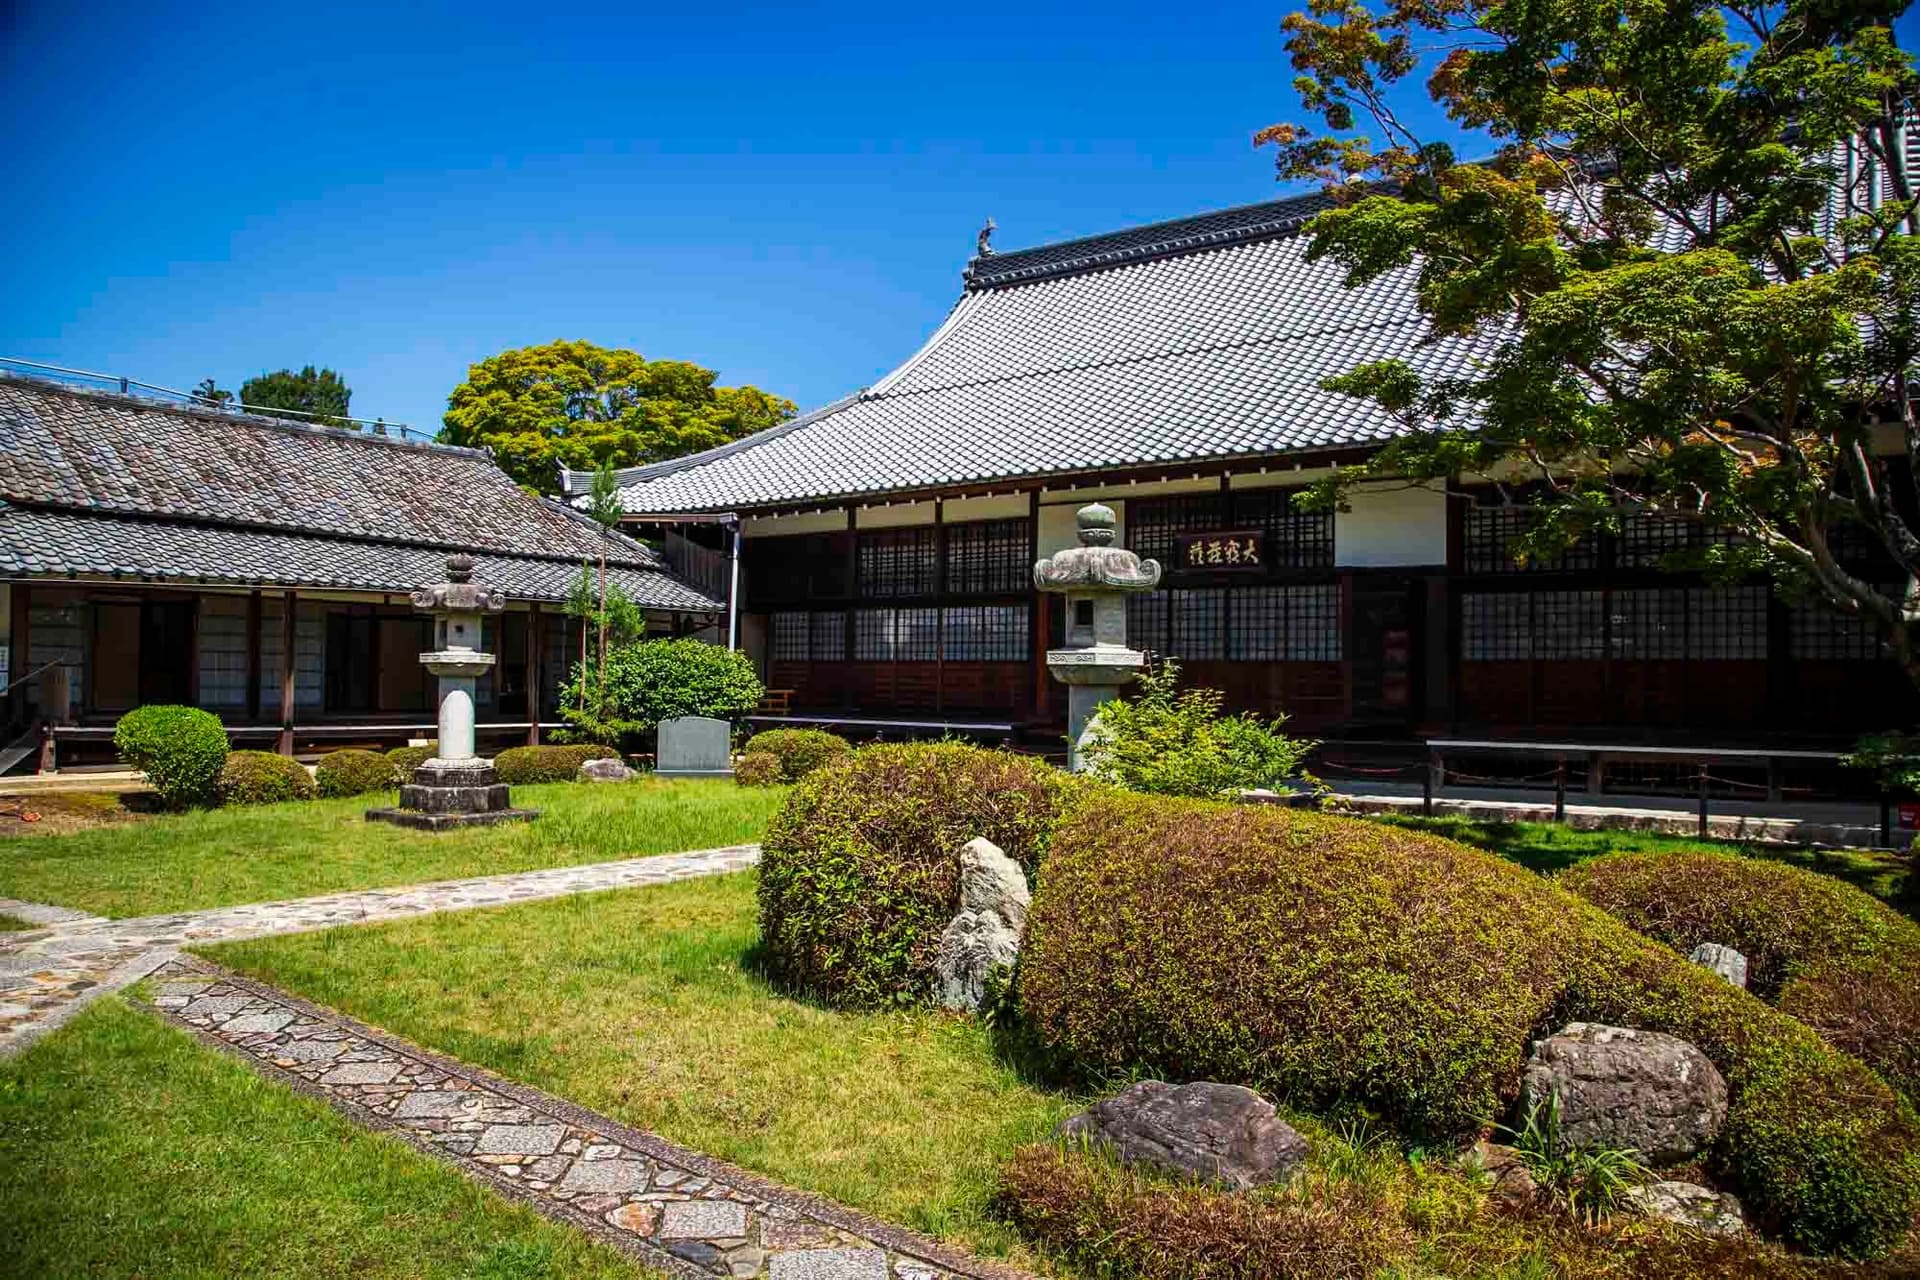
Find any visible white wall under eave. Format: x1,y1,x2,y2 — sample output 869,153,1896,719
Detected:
1335,481,1449,567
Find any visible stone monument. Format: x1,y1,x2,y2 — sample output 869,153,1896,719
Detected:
1033,503,1162,771
655,715,734,778
367,553,540,830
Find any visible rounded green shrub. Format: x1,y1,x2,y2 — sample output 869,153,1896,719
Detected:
314,748,394,798
1015,792,1920,1259
216,749,316,806
757,742,1078,1007
386,742,437,781
562,637,763,744
734,751,783,787
742,728,851,782
1561,851,1920,1102
494,743,619,785
113,705,228,809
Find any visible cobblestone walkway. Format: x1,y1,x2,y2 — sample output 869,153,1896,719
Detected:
0,845,760,1056
140,957,1032,1280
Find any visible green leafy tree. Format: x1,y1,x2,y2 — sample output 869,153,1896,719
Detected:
440,339,796,493
239,365,353,428
1263,1,1920,685
559,637,762,748
586,462,624,717
1084,661,1316,797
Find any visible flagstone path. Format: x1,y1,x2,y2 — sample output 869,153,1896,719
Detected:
137,957,1030,1280
0,843,761,1056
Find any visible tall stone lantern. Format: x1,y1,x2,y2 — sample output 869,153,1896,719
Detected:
367,553,539,829
1033,503,1162,771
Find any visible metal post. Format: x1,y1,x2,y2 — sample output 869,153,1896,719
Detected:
1422,760,1433,816
1697,762,1711,839
1882,791,1894,850
726,518,742,652
1428,747,1444,812
1554,757,1567,823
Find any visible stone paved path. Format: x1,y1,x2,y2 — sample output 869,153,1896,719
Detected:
140,956,1033,1280
0,844,760,1056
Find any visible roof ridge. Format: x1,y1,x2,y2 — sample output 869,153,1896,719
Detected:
0,371,486,461
563,392,868,498
962,189,1333,290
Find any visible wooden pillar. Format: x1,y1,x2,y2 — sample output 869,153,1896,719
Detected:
186,594,202,707
244,590,263,722
1027,489,1046,722
843,507,858,713
933,498,946,716
525,602,543,746
276,591,296,755
10,581,28,707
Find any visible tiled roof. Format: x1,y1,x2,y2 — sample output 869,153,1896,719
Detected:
0,505,721,609
0,376,721,610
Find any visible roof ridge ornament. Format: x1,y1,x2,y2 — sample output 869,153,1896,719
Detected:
976,216,997,258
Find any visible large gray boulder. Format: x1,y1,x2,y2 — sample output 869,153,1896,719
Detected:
578,757,634,783
1688,943,1748,989
1522,1023,1727,1164
933,837,1030,1012
1057,1080,1307,1191
1629,1180,1746,1235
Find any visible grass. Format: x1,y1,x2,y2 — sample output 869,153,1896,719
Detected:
0,778,785,919
0,998,657,1280
208,871,1083,1263
0,790,150,839
0,913,36,931
1381,814,1913,912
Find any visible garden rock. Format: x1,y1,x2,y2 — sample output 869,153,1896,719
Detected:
1629,1180,1746,1235
933,910,1020,1012
1467,1140,1542,1209
1522,1023,1727,1164
1056,1080,1307,1191
578,757,634,783
959,836,1029,932
1688,942,1748,989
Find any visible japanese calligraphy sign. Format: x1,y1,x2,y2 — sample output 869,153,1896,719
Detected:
1172,530,1265,572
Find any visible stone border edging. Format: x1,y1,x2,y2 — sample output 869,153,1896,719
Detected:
135,956,1041,1280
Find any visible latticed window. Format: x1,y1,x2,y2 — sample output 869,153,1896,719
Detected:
1228,585,1342,660
1614,512,1741,569
1688,586,1768,659
1168,588,1226,660
1534,591,1607,658
1464,506,1599,574
1127,594,1168,656
945,519,1029,595
857,526,936,598
1229,489,1335,569
854,607,938,660
1609,589,1688,659
771,611,844,661
1126,494,1229,566
808,612,846,661
941,605,1030,661
1791,601,1885,660
1461,593,1534,660
771,612,810,661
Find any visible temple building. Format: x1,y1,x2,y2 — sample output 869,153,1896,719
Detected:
0,375,720,771
567,192,1908,755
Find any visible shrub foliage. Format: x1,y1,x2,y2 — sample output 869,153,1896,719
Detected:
386,743,437,781
561,638,762,745
1014,792,1920,1258
314,749,394,798
493,744,619,785
1084,662,1313,797
113,705,228,809
216,749,316,806
741,728,850,783
733,751,783,787
757,743,1077,1007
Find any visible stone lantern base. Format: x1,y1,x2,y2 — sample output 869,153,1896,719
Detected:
366,760,540,831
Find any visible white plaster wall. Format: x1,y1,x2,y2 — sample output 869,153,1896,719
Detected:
855,501,936,529
1334,481,1449,567
741,510,847,538
1038,499,1127,557
944,493,1030,522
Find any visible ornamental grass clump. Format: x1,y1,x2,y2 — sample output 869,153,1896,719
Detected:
493,744,619,785
741,728,850,783
216,750,316,806
757,742,1078,1008
1561,851,1920,1101
1014,791,1920,1259
113,705,228,809
314,749,394,798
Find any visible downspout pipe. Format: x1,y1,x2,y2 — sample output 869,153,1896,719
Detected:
726,516,743,652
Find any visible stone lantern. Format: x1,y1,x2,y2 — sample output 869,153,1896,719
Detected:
1033,503,1162,771
367,553,539,829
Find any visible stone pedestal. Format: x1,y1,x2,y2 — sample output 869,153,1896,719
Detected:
368,760,538,830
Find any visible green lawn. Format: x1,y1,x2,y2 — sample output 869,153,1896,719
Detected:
0,778,785,919
208,871,1082,1265
1381,814,1914,911
0,998,657,1280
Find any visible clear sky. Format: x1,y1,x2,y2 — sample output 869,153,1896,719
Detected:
4,2,1914,435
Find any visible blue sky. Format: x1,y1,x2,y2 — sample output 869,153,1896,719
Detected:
4,2,1912,434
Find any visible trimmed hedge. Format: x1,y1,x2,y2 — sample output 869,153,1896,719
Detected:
1560,851,1920,1101
757,742,1079,1007
217,749,316,806
734,751,783,787
315,748,394,798
1014,793,1920,1259
494,743,619,785
386,743,437,780
741,728,850,783
114,705,228,809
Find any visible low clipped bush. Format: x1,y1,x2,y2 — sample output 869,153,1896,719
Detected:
494,743,618,785
1014,792,1920,1259
386,742,437,780
757,742,1079,1007
113,705,228,809
314,748,394,798
216,749,316,806
741,728,850,782
734,751,783,787
1560,851,1920,1100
